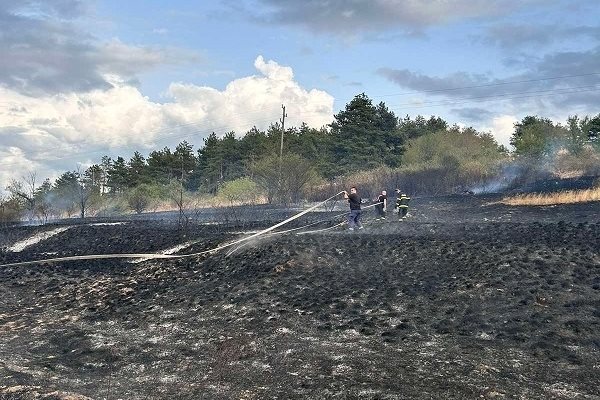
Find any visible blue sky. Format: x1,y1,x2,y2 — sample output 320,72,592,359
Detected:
88,0,599,107
0,0,599,188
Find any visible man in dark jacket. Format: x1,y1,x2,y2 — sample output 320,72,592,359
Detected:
395,189,411,220
343,186,363,231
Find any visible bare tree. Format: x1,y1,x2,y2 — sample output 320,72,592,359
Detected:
34,178,54,224
167,179,188,227
6,172,37,221
75,166,100,219
280,156,319,204
251,153,318,205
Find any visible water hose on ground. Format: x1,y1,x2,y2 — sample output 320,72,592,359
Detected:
0,192,351,267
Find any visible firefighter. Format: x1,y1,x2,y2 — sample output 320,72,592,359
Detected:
394,188,411,220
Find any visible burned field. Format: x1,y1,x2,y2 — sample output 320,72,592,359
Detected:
0,196,599,399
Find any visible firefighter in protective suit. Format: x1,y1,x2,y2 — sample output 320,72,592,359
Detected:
395,189,411,220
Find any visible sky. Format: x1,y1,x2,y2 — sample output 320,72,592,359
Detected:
0,0,599,191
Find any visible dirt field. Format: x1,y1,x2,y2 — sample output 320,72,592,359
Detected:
0,195,599,399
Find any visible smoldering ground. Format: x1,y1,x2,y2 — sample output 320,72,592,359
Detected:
0,195,599,399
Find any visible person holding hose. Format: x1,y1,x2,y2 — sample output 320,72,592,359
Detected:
395,188,411,220
375,190,387,220
343,186,363,231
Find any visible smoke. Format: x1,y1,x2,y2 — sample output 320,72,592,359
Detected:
469,163,523,194
470,136,600,194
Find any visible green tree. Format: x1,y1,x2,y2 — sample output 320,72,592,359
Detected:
174,141,198,186
580,113,600,145
286,123,333,176
401,125,506,193
196,132,244,193
106,157,129,193
510,116,569,157
196,133,224,193
221,132,245,180
52,171,79,216
376,102,405,167
75,166,100,218
148,147,176,183
127,152,150,187
99,156,112,194
329,93,403,177
238,126,271,166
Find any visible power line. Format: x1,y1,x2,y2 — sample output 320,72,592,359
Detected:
372,72,600,98
328,71,600,108
385,85,600,110
1,82,598,170
287,85,600,118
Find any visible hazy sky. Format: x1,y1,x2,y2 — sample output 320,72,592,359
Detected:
1,0,599,189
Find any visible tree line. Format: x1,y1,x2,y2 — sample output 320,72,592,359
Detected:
2,93,599,223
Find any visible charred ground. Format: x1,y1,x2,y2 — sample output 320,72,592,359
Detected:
0,195,599,399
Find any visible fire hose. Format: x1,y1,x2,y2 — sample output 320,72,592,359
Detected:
1,191,376,267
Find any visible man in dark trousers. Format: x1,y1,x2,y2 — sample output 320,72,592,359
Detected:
375,190,387,220
395,188,411,220
343,186,363,231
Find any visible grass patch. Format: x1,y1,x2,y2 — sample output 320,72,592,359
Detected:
501,187,600,206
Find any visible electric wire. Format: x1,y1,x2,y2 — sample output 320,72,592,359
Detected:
2,73,597,178
383,84,600,110
370,72,600,98
2,80,597,170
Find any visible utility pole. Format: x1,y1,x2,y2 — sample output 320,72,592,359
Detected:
278,104,287,204
181,153,185,183
180,153,184,225
279,104,287,162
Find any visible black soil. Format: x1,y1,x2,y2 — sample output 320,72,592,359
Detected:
0,196,599,399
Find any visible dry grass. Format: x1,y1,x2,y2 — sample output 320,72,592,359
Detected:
135,195,269,213
501,187,600,206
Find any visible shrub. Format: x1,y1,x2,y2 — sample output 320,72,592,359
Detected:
126,184,160,214
554,145,600,177
397,127,507,194
0,197,23,225
217,178,260,205
250,153,319,205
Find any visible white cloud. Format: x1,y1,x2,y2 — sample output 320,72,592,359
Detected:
254,55,294,81
0,56,334,190
482,115,518,148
